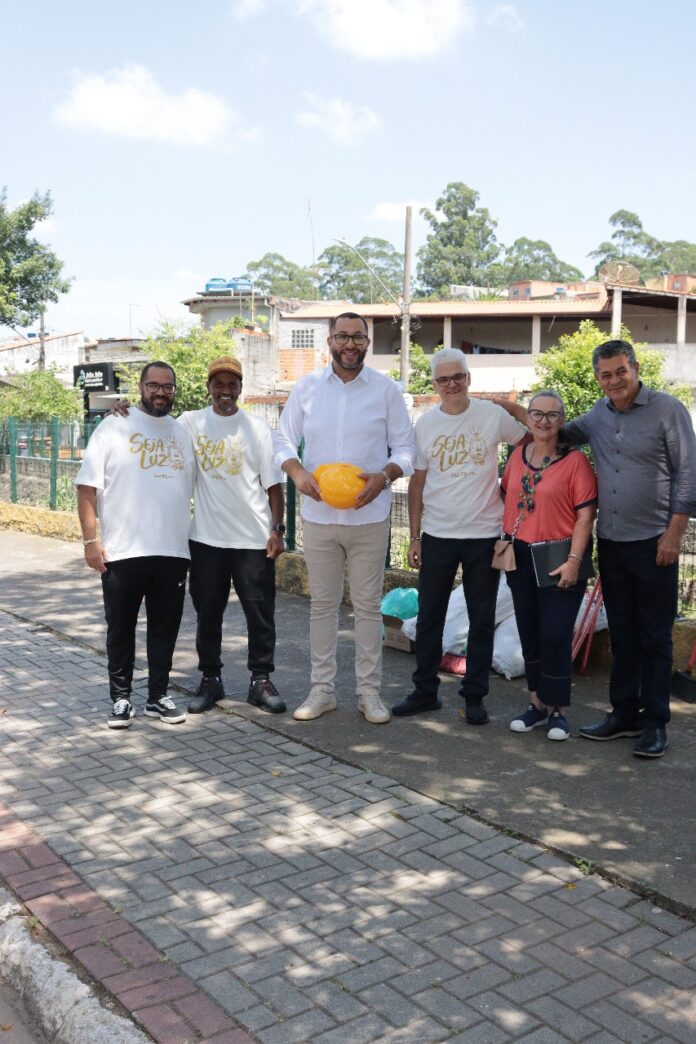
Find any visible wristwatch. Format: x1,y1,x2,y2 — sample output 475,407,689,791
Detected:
271,524,286,535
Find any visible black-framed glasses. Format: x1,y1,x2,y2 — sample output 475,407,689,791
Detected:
528,409,563,423
143,382,176,393
331,333,368,346
434,372,469,387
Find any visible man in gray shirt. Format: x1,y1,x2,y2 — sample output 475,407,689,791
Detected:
564,340,696,758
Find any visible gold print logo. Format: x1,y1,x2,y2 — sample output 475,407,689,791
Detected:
130,432,186,471
431,430,488,472
195,434,243,476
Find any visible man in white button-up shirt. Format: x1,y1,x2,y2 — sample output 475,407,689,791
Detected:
274,312,416,724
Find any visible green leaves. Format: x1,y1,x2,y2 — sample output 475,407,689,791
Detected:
0,190,71,328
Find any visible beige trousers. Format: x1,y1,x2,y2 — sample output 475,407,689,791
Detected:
302,519,390,698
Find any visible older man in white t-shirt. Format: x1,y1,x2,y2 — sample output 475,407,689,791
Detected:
393,348,527,722
76,362,196,729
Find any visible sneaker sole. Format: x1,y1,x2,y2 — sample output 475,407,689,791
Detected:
392,700,442,716
293,703,337,721
107,718,133,729
248,697,287,714
579,729,642,741
144,709,186,724
510,719,548,732
547,729,570,741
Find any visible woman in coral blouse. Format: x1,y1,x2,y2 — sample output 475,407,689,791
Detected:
501,390,597,740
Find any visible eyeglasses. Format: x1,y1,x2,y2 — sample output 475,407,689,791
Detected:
528,409,563,423
331,333,368,346
143,382,176,393
434,373,469,387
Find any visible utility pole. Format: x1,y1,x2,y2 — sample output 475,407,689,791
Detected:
37,309,46,371
400,206,412,388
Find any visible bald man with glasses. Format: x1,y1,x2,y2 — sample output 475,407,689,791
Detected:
393,347,527,722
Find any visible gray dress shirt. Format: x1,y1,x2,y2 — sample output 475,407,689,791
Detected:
564,384,696,541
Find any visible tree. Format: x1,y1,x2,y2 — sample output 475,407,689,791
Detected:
0,190,71,329
416,183,501,296
244,252,316,299
388,343,434,394
0,369,82,421
317,237,403,303
660,240,696,276
134,320,249,414
531,320,692,418
492,238,584,284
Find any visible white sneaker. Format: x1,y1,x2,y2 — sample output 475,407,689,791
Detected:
293,690,337,721
357,693,391,724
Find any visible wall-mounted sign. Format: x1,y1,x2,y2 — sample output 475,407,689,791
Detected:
73,363,119,392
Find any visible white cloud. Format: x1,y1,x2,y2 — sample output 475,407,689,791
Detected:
367,199,432,222
293,0,474,59
54,65,237,147
295,93,382,145
486,3,525,32
231,0,267,20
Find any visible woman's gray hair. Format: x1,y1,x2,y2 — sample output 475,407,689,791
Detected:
430,347,469,377
528,389,565,415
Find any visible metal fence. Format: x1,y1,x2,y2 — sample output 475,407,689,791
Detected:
1,415,695,614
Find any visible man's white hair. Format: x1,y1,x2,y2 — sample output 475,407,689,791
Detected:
430,347,469,377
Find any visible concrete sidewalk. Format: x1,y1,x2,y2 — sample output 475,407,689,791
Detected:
1,530,695,1043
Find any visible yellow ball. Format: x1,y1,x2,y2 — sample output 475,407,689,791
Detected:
313,462,367,509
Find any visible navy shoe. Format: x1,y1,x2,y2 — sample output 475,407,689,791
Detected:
547,711,570,741
461,697,489,725
579,712,642,741
633,727,667,759
510,704,548,733
392,692,443,716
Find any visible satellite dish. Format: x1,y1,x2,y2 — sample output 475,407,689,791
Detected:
598,261,641,286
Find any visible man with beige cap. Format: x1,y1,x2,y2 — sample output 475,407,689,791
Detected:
178,355,287,715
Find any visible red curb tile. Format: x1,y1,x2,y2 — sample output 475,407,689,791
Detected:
74,942,131,980
0,851,31,876
56,918,134,950
102,962,180,996
25,893,73,925
119,975,198,1011
19,843,59,868
133,1003,193,1044
111,930,163,969
49,905,123,936
7,861,73,888
173,993,235,1036
57,884,111,914
203,1030,256,1044
14,872,82,901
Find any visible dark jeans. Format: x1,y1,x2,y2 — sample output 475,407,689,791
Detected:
101,556,189,703
189,540,276,678
506,540,587,708
412,534,499,702
598,536,677,728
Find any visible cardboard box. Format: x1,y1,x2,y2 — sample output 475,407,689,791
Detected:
382,614,415,653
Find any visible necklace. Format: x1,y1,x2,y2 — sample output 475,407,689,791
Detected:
517,449,553,514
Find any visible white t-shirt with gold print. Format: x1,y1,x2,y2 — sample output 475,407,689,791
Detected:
415,399,526,539
179,407,282,549
75,410,196,561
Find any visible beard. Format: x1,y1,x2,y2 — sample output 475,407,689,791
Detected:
140,396,173,417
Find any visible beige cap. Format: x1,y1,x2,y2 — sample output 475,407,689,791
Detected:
208,355,243,380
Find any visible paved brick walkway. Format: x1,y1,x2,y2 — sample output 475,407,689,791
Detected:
1,610,695,1043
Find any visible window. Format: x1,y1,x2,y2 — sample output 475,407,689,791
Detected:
291,327,314,349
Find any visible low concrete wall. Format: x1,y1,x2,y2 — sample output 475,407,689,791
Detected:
2,503,695,673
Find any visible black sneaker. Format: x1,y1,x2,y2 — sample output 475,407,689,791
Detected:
188,676,225,714
392,692,443,716
145,696,186,724
579,712,642,741
460,698,489,725
248,676,286,714
108,698,134,729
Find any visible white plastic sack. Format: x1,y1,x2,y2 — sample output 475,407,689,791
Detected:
492,614,526,679
401,573,516,654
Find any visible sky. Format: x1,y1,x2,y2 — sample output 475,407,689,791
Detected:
2,0,695,340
